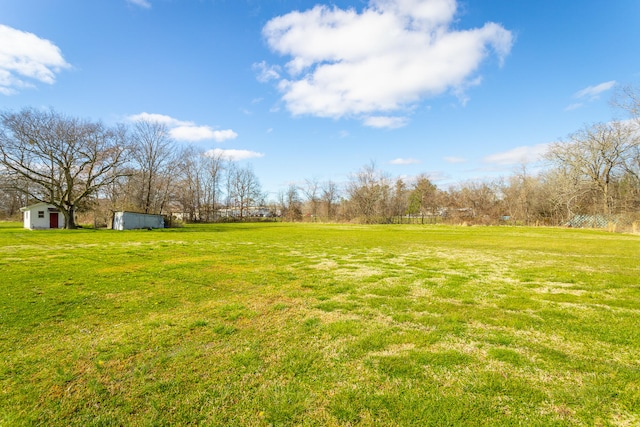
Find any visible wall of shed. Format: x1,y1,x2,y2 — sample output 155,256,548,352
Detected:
112,212,164,230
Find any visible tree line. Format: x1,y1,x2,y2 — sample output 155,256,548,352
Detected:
1,86,639,229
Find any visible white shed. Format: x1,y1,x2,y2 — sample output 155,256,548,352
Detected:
112,211,164,230
20,203,66,230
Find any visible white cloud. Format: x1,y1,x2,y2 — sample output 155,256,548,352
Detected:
127,0,151,8
0,25,70,95
363,115,409,129
483,143,550,166
205,148,265,161
170,126,238,142
127,112,237,142
390,157,421,165
260,0,512,124
253,61,281,82
564,103,584,112
128,112,186,126
444,156,467,163
565,81,616,111
574,80,616,100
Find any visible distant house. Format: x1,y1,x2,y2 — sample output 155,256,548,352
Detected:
20,203,65,230
112,211,164,230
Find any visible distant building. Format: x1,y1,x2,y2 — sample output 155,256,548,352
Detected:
20,203,66,230
112,211,164,230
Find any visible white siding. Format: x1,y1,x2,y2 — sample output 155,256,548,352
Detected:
21,204,65,229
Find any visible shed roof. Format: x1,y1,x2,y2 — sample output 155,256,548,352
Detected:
19,202,56,212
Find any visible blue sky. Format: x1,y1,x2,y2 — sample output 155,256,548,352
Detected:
1,0,639,197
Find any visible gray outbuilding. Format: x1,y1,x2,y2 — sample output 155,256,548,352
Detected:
112,211,164,230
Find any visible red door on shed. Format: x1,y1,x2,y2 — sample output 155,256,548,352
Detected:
49,212,59,229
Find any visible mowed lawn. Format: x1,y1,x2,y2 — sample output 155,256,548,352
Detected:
0,222,639,426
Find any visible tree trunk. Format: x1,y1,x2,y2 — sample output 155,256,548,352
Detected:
63,205,78,229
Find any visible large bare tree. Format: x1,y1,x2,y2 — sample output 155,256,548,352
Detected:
0,108,129,229
613,84,640,184
130,119,176,214
545,121,638,215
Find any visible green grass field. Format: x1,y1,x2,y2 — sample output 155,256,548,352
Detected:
1,222,639,426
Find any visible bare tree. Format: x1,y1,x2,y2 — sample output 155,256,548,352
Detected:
301,178,320,221
227,164,262,220
500,164,536,225
279,184,302,221
444,181,501,224
168,148,227,223
346,162,390,223
0,172,28,219
539,166,588,222
174,146,204,222
130,119,176,214
612,83,640,124
391,178,406,223
202,150,226,221
545,121,638,215
98,167,137,225
0,108,129,229
612,84,640,209
320,180,340,221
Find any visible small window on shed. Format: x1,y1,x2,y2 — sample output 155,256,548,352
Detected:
38,211,44,218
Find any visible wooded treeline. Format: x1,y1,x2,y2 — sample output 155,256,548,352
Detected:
1,86,639,229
